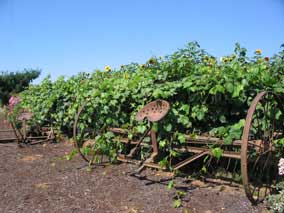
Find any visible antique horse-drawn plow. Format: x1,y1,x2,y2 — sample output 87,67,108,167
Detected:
0,110,55,146
73,91,283,204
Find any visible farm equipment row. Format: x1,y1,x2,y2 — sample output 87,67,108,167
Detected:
0,91,282,205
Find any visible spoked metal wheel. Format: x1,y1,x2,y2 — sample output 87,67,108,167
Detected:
73,102,105,165
241,91,283,204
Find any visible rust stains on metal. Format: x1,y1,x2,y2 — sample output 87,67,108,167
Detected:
135,100,170,122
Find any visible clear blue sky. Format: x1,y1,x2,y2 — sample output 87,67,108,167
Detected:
1,0,284,83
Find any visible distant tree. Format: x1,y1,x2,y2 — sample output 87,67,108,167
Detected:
0,69,41,105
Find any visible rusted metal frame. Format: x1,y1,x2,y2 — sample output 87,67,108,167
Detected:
173,151,210,170
170,145,241,171
117,144,240,171
117,139,243,160
116,100,171,173
185,138,264,149
114,127,262,148
174,146,241,159
108,127,152,136
240,91,279,204
114,133,242,167
127,123,152,158
10,120,23,145
117,134,243,149
185,135,222,142
133,129,160,173
150,129,158,155
118,138,148,146
185,139,240,146
241,91,266,205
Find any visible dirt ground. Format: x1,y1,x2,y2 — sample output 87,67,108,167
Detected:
0,141,269,213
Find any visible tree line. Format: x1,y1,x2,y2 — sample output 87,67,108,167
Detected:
0,69,40,105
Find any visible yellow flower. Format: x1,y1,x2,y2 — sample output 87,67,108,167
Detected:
104,65,111,72
221,57,228,63
255,49,262,55
140,64,146,69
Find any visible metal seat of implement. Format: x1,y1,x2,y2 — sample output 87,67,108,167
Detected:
119,100,170,173
135,100,170,122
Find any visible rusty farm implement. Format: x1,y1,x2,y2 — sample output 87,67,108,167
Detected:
0,110,55,146
73,91,283,204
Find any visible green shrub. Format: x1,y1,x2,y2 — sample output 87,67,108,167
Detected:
13,42,284,166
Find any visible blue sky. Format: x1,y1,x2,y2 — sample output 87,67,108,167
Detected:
0,0,284,83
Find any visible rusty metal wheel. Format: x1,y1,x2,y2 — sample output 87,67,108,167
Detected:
73,102,105,165
241,91,283,204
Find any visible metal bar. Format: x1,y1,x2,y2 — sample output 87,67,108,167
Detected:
109,127,151,136
127,124,152,158
150,130,158,154
185,139,243,146
186,135,265,147
117,138,149,147
185,135,222,142
26,136,50,139
0,137,18,141
0,129,14,132
173,151,209,170
174,146,241,159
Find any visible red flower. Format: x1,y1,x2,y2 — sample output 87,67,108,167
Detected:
264,57,269,62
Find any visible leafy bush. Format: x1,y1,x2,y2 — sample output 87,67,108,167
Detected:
14,42,284,159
